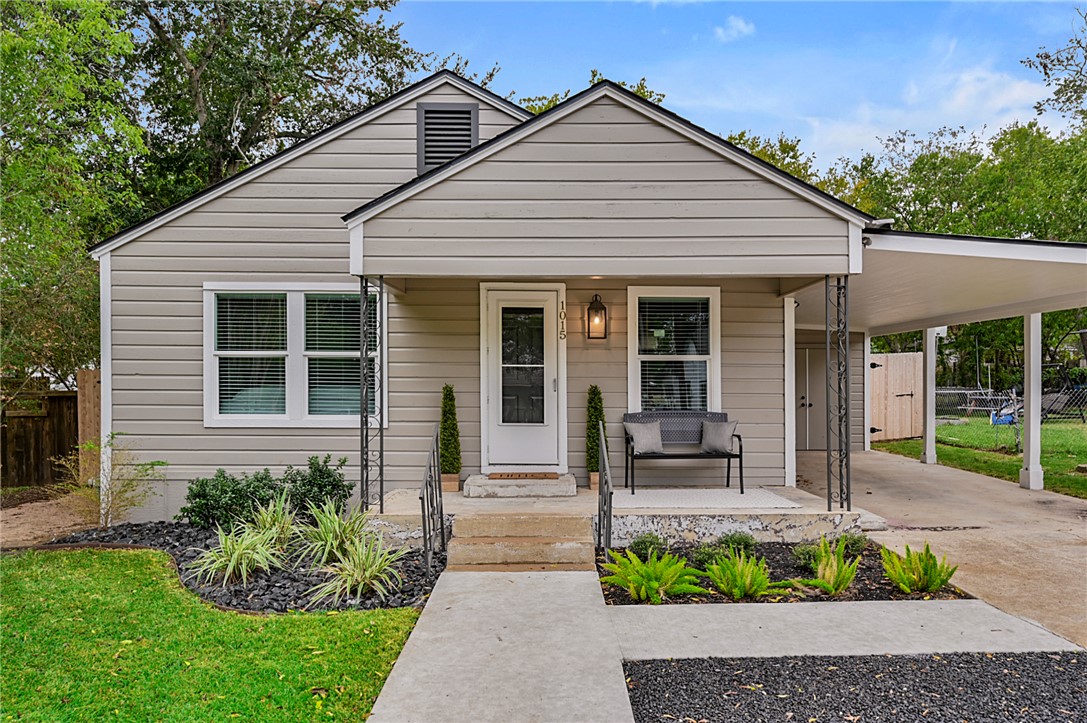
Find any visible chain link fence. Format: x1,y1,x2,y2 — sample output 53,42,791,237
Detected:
935,386,1087,453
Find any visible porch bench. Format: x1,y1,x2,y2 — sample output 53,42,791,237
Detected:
622,411,743,495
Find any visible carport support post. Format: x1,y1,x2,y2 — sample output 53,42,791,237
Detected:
1020,312,1044,490
921,327,938,464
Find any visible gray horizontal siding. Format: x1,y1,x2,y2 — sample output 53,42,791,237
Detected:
362,96,850,277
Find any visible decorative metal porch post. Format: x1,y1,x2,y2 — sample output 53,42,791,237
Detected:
825,275,851,511
361,276,385,512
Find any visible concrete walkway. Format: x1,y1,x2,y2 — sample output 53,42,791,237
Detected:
368,571,634,723
799,450,1087,646
611,600,1077,659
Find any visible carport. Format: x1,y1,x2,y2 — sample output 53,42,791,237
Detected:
792,229,1087,493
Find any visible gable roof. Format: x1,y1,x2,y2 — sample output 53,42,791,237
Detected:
89,71,532,259
343,80,875,226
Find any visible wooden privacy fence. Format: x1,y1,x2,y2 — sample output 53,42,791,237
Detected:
0,369,100,488
870,352,924,441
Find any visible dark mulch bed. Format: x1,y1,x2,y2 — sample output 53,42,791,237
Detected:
54,521,444,614
599,542,971,605
625,652,1086,722
1,485,60,509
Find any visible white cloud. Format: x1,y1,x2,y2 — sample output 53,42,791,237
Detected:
713,16,755,44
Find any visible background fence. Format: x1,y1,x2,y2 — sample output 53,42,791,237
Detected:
1,370,100,488
934,386,1087,453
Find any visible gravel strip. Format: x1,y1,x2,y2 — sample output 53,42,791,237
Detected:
600,542,971,605
55,521,445,613
625,652,1086,722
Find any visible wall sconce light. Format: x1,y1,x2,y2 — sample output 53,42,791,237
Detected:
587,294,607,339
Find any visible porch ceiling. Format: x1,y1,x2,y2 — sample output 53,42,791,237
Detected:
793,232,1087,335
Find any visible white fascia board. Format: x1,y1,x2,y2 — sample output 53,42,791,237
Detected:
349,224,364,276
868,291,1087,337
346,84,870,229
848,223,863,274
89,76,528,260
866,233,1087,265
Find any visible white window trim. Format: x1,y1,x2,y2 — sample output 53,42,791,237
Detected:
627,285,722,413
202,282,387,429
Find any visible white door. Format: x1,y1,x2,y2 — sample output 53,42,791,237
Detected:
795,349,828,450
483,287,564,468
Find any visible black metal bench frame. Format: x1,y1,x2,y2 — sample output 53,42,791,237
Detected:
622,410,743,494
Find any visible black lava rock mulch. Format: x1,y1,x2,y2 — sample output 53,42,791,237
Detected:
625,652,1086,722
599,542,971,605
54,521,445,614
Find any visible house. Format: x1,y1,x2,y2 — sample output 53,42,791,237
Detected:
90,71,1087,520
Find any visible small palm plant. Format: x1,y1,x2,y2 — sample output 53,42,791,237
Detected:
307,536,409,605
881,543,958,593
600,549,709,604
779,537,860,597
703,547,780,601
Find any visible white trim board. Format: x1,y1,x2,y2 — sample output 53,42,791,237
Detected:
479,282,569,474
98,253,112,491
90,74,530,260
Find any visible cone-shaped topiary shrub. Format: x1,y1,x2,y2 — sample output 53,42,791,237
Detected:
440,384,462,475
586,384,606,473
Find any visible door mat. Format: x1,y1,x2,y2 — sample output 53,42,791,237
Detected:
488,473,560,480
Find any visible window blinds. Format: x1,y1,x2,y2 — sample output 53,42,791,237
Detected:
216,294,287,414
637,297,711,412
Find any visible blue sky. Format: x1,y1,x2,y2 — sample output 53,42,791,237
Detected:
393,1,1080,168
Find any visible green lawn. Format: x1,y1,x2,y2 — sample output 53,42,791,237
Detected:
874,421,1087,500
1,548,418,721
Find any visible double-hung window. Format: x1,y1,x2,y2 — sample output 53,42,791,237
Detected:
203,283,384,427
627,286,721,412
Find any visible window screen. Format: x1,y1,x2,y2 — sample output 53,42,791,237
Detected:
215,293,288,414
636,297,711,411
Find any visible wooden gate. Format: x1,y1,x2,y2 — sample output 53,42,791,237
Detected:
870,352,923,441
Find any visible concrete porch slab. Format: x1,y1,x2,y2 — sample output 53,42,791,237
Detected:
462,473,577,498
610,600,1083,660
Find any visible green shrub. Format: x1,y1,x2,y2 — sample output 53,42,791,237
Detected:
793,533,867,573
717,532,757,556
308,536,409,605
600,549,709,604
703,548,779,600
881,543,958,593
439,384,462,475
585,384,606,473
836,532,869,557
188,525,285,587
281,455,351,515
791,542,820,573
628,532,668,560
249,489,296,552
176,468,280,529
297,500,372,566
690,543,730,570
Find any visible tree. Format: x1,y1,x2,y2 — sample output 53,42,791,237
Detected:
724,131,822,186
120,0,436,214
439,384,461,476
1023,8,1087,124
1,0,144,397
585,385,606,474
519,69,664,114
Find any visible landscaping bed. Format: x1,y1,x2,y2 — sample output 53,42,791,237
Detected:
625,652,1086,722
55,521,445,613
598,539,970,605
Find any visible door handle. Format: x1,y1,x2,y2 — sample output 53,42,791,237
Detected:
553,378,558,392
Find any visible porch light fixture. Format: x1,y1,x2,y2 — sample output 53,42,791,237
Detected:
587,294,608,339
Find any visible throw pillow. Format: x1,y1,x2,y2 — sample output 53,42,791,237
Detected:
701,420,738,454
625,421,664,454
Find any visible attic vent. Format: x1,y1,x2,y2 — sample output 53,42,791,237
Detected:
417,103,478,174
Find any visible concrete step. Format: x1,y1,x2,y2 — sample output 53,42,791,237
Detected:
447,536,596,566
453,514,592,539
445,562,598,572
462,474,577,498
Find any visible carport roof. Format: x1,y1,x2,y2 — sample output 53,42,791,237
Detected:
793,230,1087,335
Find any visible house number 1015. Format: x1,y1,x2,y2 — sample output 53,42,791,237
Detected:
558,300,567,340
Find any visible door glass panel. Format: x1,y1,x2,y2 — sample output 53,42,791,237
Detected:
501,307,545,424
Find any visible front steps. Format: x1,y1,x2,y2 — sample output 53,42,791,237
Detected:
462,474,577,498
446,513,595,569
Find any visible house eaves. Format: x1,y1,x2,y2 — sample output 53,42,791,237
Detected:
342,80,875,228
89,71,531,260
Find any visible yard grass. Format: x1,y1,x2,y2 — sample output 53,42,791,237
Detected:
1,548,418,721
874,422,1087,500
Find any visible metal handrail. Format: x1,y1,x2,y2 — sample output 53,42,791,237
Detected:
595,420,613,552
419,422,446,569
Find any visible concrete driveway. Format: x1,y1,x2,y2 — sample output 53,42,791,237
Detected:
798,450,1087,647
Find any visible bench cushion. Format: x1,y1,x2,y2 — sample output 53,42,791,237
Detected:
701,420,738,454
625,421,664,454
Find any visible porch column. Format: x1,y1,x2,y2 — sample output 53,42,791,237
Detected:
783,296,796,487
920,327,937,464
1020,313,1044,490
